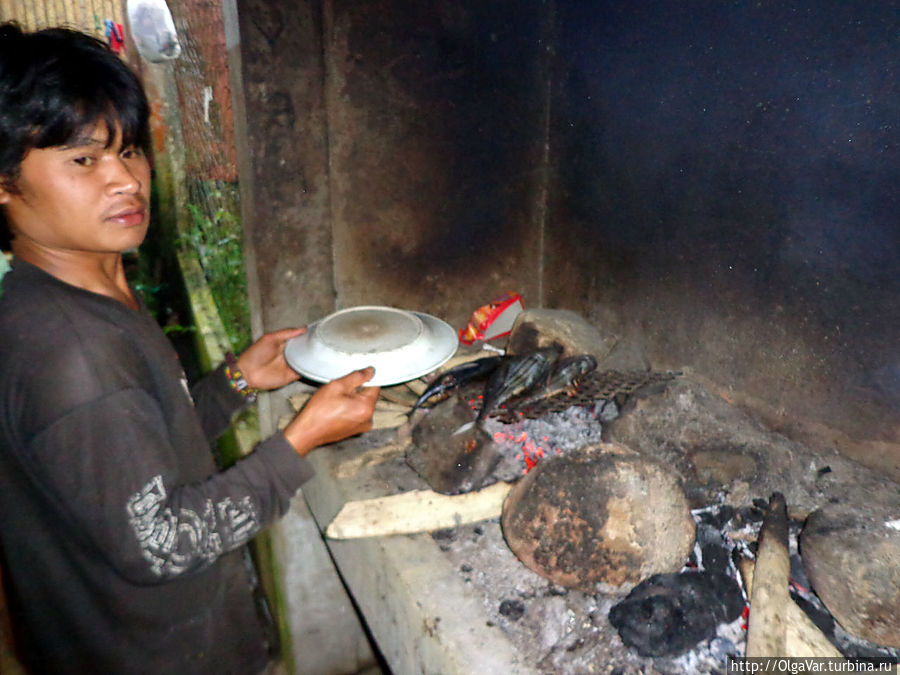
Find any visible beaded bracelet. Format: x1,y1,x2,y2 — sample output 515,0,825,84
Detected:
224,352,258,403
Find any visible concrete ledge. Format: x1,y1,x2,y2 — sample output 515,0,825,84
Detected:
301,432,539,674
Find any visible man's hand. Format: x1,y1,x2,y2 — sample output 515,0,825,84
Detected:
236,327,306,391
283,367,380,456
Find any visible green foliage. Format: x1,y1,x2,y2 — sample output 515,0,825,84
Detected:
180,187,252,353
126,181,190,334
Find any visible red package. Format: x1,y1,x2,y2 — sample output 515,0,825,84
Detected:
458,292,524,344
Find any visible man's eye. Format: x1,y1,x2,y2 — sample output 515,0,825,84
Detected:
121,147,145,159
73,156,95,166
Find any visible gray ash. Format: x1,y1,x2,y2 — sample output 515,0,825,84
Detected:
481,401,616,481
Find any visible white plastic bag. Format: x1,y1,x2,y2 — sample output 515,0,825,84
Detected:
127,0,182,62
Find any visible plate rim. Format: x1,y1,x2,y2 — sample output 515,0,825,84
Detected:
284,308,458,386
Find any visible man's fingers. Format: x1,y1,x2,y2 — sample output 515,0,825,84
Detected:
338,366,376,389
269,326,307,342
358,383,381,402
335,368,380,408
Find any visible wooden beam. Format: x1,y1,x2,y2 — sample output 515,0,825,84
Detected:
737,556,842,658
743,492,843,659
325,481,512,539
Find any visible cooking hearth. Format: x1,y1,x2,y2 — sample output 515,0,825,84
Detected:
380,310,900,673
277,307,900,673
429,496,899,674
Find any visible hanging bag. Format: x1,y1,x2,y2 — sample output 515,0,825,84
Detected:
126,0,181,62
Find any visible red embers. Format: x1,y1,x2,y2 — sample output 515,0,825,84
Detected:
493,430,561,473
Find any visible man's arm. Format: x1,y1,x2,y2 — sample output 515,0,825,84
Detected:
22,387,311,584
188,327,306,442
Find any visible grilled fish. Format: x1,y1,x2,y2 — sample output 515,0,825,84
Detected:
411,356,502,413
474,344,563,426
513,353,598,410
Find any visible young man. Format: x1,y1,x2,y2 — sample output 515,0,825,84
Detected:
0,23,380,673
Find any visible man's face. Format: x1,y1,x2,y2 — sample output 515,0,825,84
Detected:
0,121,151,257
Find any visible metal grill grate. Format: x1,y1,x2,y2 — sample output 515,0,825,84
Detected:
485,369,681,422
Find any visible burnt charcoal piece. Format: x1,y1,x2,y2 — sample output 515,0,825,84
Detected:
695,504,736,530
499,599,526,621
790,591,835,640
608,571,744,657
431,528,456,552
695,523,732,576
431,528,456,542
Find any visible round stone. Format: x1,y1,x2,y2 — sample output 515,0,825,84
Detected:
801,501,900,648
501,443,696,592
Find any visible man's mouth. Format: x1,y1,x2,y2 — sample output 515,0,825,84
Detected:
106,205,147,227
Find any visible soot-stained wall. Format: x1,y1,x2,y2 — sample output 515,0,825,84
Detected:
325,0,551,317
544,2,897,455
237,0,897,468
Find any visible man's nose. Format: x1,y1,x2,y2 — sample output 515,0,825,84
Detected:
107,156,142,194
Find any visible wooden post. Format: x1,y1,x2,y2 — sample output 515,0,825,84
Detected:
746,492,791,657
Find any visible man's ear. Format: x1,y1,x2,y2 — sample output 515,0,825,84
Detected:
0,180,11,204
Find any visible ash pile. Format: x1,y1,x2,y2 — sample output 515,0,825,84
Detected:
402,308,900,673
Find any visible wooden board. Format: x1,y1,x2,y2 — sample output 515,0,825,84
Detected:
325,482,512,539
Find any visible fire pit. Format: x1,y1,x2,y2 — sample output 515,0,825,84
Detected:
407,361,681,493
406,367,898,669
291,308,899,674
294,357,900,674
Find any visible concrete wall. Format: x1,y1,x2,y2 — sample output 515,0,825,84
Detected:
323,0,550,317
543,1,898,468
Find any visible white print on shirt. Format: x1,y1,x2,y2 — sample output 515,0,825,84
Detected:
126,474,259,577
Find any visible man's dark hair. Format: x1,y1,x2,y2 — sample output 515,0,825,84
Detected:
0,22,151,251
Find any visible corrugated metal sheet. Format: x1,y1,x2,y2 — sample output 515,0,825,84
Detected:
0,0,125,43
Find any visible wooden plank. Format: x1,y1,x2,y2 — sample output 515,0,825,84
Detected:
742,491,842,659
325,481,512,539
332,440,410,480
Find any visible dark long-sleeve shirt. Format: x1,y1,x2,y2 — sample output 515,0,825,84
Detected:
0,259,314,674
